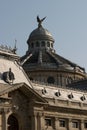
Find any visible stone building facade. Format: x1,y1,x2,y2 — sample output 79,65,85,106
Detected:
0,16,87,130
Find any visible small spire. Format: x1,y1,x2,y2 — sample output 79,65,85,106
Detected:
12,39,17,54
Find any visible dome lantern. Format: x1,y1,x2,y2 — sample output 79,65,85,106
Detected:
27,16,55,52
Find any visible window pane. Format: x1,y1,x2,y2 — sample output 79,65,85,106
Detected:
41,41,45,47
84,122,87,128
47,42,50,47
72,121,78,128
59,120,65,127
45,118,51,126
47,76,55,84
36,41,39,47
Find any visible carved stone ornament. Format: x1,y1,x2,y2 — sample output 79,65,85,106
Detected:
55,90,61,97
80,95,86,101
68,93,74,99
3,68,15,84
42,88,47,95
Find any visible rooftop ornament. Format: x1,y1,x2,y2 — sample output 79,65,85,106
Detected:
37,15,46,28
68,93,74,99
80,94,86,101
0,44,17,54
42,88,47,95
3,68,15,84
55,90,61,97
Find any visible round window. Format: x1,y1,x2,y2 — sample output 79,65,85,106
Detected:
47,76,55,84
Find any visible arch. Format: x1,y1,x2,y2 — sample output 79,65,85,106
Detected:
41,41,45,47
36,41,40,47
7,114,19,130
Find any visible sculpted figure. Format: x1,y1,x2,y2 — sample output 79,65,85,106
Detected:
37,16,46,27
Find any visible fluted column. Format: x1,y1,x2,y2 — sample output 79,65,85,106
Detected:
68,118,72,130
0,114,2,130
55,117,59,130
2,111,7,130
39,113,45,130
80,120,84,130
31,114,37,130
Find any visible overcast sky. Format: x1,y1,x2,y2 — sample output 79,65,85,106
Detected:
0,0,87,71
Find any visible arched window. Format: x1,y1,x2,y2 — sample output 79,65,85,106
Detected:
8,114,19,130
36,41,39,47
41,41,45,47
67,77,73,84
47,76,55,84
47,42,50,47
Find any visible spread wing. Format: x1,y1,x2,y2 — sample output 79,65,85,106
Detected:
41,16,46,22
37,16,40,23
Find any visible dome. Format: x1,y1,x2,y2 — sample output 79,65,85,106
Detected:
22,16,87,87
27,26,54,43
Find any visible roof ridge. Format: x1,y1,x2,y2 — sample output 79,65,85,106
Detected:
13,60,34,88
46,50,62,65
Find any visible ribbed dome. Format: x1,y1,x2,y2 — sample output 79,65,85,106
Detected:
22,16,87,87
22,49,85,73
27,26,54,43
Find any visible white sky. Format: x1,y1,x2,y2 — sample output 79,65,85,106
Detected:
0,0,87,71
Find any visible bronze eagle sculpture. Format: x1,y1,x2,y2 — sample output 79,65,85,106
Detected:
37,16,46,27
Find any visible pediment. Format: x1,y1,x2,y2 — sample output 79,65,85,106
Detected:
0,82,47,104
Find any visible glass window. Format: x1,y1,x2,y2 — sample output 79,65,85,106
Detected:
84,122,87,128
59,120,66,127
36,41,39,47
41,41,45,47
47,42,50,47
47,77,55,84
72,121,78,128
45,118,52,126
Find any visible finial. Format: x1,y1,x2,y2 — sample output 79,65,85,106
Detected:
37,15,46,28
12,39,17,54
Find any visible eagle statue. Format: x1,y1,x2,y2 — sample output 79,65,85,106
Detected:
37,16,46,28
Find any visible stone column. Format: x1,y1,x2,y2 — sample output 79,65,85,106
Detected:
31,114,37,130
2,111,7,130
55,117,59,130
0,114,2,130
57,74,59,85
68,118,72,130
60,74,62,86
39,113,45,130
80,120,84,130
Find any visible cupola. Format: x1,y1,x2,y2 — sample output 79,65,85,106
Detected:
27,16,55,52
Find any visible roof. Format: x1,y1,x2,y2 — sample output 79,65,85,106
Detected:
0,82,47,103
32,81,87,103
0,50,32,88
22,49,85,75
67,79,87,90
27,26,54,43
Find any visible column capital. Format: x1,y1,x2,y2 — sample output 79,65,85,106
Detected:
37,112,44,117
80,119,84,123
33,112,37,117
55,117,59,121
1,108,10,114
68,118,72,122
